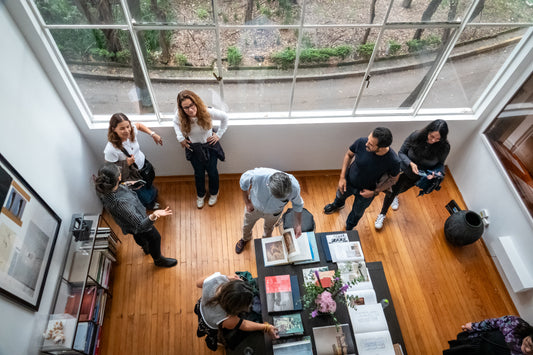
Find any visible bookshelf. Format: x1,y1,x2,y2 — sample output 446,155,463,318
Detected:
41,214,120,355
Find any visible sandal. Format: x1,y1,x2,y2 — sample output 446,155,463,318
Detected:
235,239,248,254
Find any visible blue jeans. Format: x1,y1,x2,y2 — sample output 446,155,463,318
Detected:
332,187,374,230
190,152,219,197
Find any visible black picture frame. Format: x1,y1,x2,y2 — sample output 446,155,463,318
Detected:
0,153,61,311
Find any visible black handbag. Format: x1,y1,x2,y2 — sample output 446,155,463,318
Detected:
119,147,155,186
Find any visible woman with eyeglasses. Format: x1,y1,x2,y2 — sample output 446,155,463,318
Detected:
374,119,450,230
174,90,228,209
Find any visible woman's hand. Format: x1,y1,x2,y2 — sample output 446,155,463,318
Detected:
207,133,220,145
180,139,191,150
410,161,419,175
461,322,473,331
153,206,172,218
152,133,163,146
126,155,136,166
266,325,279,339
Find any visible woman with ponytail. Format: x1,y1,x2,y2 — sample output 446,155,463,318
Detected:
94,163,177,268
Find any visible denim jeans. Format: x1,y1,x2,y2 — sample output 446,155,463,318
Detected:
190,151,219,197
333,186,374,229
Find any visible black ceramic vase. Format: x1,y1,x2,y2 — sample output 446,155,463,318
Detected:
444,210,484,246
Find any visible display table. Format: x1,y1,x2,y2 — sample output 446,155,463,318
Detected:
247,230,407,355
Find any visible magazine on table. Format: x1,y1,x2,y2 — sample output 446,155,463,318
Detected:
262,228,313,266
312,324,356,355
329,241,364,262
338,260,373,290
347,304,395,355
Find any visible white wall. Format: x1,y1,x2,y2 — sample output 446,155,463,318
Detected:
450,33,533,320
0,5,102,355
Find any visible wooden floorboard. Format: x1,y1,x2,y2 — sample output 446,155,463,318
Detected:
100,170,517,355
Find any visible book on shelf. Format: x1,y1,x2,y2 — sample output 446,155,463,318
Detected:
68,252,91,284
320,233,349,262
338,261,373,291
348,304,395,355
73,322,89,352
265,274,302,313
272,313,304,337
329,241,364,262
301,266,329,285
64,287,83,316
272,335,313,354
293,231,320,265
262,229,313,266
312,324,356,355
79,286,98,322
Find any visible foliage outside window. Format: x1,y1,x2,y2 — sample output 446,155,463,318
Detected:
29,0,533,121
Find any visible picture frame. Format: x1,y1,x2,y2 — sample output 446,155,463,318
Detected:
0,153,61,311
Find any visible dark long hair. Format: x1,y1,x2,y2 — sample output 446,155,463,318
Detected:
205,279,253,316
411,119,450,158
515,318,533,342
94,163,121,195
108,113,136,150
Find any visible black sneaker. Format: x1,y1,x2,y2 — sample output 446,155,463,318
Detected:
323,203,344,214
154,257,178,268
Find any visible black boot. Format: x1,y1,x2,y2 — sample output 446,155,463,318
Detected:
154,256,177,268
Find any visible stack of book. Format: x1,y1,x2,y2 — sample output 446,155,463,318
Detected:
81,227,118,262
320,232,396,355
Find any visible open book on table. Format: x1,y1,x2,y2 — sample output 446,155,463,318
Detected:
338,261,373,291
262,228,313,266
348,304,395,355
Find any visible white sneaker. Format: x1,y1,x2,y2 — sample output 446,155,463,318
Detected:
208,194,218,206
391,197,399,211
196,196,205,209
375,214,386,230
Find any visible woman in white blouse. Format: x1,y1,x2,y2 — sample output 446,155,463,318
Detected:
174,90,228,208
104,113,162,209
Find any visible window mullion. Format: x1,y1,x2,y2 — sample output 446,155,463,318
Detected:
412,0,482,117
351,0,395,116
120,0,161,123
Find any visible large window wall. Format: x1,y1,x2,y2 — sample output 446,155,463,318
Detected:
27,0,533,123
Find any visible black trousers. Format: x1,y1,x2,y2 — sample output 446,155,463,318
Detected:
133,227,162,260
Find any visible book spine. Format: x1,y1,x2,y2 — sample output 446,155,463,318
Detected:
290,275,302,310
320,235,332,262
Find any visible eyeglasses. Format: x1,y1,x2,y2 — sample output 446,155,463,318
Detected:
182,102,196,111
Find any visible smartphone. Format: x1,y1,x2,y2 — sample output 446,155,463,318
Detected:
131,180,146,189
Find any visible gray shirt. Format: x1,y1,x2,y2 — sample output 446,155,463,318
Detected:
200,273,229,329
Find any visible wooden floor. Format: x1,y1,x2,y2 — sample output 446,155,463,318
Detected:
101,170,517,355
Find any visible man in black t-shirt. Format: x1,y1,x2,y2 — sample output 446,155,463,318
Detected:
324,127,401,230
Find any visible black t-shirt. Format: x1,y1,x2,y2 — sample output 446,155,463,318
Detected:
347,137,401,190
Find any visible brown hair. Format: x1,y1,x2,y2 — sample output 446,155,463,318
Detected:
176,90,211,136
107,113,135,150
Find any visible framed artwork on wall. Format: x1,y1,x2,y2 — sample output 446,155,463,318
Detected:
484,72,533,220
0,153,61,311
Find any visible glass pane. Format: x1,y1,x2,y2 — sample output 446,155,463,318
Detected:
33,0,126,25
305,0,387,25
470,0,533,23
422,26,527,109
132,0,213,25
215,0,302,25
292,28,368,112
387,0,473,24
357,28,444,110
50,29,154,116
141,29,217,115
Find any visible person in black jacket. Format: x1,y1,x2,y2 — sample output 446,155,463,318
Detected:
94,163,177,268
374,119,450,230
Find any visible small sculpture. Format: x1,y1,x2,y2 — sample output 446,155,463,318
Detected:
44,320,66,344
